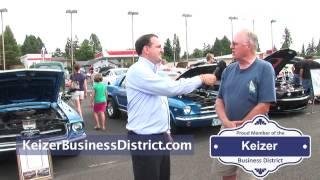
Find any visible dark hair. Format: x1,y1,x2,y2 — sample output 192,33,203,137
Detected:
135,34,158,55
74,64,81,71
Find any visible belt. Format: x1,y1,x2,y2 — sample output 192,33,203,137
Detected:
127,130,167,136
127,131,173,143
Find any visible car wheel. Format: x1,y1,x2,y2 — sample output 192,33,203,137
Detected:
107,98,120,118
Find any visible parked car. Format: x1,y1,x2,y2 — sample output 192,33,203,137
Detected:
264,49,309,113
102,68,128,85
106,64,221,132
0,69,86,153
31,61,69,90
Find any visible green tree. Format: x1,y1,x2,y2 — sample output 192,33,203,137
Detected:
306,38,316,56
301,44,306,57
220,36,231,55
163,38,173,61
172,34,180,61
89,33,102,54
191,48,203,58
181,51,187,60
65,36,80,59
280,27,293,49
316,40,320,56
175,35,181,60
212,38,222,56
0,26,21,69
75,39,94,61
52,48,64,57
203,43,212,56
21,35,45,55
257,40,261,52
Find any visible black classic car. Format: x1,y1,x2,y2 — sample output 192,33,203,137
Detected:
264,49,309,112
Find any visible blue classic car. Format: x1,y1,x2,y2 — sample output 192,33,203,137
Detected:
106,64,221,132
0,69,86,152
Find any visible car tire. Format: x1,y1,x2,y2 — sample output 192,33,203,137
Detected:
107,98,120,118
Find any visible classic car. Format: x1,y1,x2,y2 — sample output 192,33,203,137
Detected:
101,68,128,85
0,69,86,153
264,49,310,112
31,61,69,90
106,64,221,132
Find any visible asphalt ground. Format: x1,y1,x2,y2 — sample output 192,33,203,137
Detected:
0,98,319,180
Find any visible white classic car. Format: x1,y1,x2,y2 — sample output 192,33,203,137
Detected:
101,68,128,85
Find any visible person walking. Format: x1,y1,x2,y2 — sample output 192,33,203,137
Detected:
90,73,107,130
69,64,87,118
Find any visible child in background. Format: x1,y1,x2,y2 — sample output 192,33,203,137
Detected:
91,73,107,130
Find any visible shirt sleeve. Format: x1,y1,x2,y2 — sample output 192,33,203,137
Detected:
127,67,202,97
217,69,226,99
259,63,276,103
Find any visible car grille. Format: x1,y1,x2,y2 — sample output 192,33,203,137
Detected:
0,119,67,143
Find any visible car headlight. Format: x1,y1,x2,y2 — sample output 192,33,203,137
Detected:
183,106,191,114
72,122,83,132
287,92,292,97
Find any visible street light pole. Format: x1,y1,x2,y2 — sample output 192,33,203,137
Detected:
182,13,192,62
0,8,8,70
252,19,255,32
173,34,177,67
128,11,139,64
66,9,77,71
228,16,238,41
270,19,276,52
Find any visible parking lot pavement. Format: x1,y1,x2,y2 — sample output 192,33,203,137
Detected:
0,98,320,180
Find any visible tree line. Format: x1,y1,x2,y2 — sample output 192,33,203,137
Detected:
0,26,102,69
0,25,319,69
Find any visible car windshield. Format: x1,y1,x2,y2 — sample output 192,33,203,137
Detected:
114,69,127,75
37,65,62,70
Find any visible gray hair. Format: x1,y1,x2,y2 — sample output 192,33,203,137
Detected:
243,29,258,53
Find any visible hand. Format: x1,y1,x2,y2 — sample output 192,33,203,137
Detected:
200,74,217,86
223,120,237,128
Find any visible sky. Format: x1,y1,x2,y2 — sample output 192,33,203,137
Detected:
1,0,320,56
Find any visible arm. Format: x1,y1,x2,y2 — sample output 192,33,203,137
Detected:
127,68,216,97
215,98,242,128
241,103,271,122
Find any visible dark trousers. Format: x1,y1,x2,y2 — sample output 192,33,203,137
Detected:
131,154,170,180
128,131,171,180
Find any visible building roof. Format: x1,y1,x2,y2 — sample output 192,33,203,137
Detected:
95,50,138,59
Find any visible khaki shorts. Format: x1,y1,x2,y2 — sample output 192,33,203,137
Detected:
211,126,257,180
72,91,84,100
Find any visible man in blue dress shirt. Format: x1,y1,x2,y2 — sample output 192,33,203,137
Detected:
126,34,216,180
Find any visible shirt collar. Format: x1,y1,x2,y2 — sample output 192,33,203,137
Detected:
138,57,158,73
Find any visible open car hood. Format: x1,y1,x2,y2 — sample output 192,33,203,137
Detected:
264,49,297,76
176,64,217,80
0,69,63,105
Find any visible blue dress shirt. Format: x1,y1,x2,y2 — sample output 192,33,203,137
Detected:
126,57,202,134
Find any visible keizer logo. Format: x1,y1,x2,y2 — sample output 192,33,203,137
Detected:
210,115,311,178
